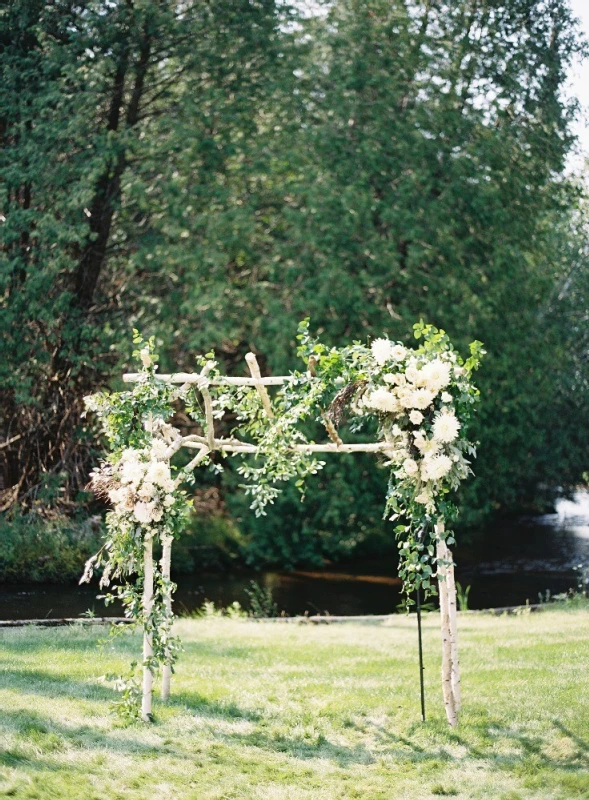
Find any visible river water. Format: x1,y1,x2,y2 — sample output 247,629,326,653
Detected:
2,493,588,620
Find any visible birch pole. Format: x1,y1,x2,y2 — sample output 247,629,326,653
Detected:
160,533,173,702
141,534,154,722
435,521,460,726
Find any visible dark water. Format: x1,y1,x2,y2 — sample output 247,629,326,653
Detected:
2,494,589,620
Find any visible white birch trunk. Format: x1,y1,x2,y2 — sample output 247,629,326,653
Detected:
141,535,154,722
161,533,173,701
435,523,458,727
444,542,461,712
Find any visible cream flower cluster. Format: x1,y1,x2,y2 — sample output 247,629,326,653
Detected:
91,439,178,527
365,350,454,417
364,336,471,510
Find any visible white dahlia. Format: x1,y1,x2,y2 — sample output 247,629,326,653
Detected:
421,453,453,481
120,459,146,487
145,460,171,488
432,411,461,443
371,338,394,365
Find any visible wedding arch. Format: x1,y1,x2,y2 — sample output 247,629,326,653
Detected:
83,321,483,726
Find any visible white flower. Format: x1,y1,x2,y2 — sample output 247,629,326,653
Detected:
150,440,169,460
163,495,175,508
84,395,99,412
421,454,453,481
432,411,461,443
138,483,156,501
402,458,419,477
140,348,152,368
161,477,176,493
371,338,394,365
409,410,423,425
366,388,400,414
420,359,452,392
151,505,163,523
120,459,146,487
410,388,436,410
382,373,397,384
133,501,157,524
441,392,453,404
145,460,171,487
415,489,434,508
108,486,134,509
391,344,407,361
405,365,420,384
413,431,440,456
454,366,465,378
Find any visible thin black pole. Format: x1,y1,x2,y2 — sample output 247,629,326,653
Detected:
416,587,426,722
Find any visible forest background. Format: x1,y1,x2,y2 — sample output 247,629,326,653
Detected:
2,0,589,581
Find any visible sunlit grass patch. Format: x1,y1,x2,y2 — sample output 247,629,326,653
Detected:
0,608,588,799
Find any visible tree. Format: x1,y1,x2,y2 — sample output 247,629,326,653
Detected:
0,0,286,508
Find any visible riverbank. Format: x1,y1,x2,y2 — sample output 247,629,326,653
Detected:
1,608,588,799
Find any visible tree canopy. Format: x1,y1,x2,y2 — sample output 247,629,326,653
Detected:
1,0,588,567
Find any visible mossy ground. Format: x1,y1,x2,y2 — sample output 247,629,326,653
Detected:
1,608,588,799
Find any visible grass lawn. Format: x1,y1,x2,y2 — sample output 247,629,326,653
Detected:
0,608,588,799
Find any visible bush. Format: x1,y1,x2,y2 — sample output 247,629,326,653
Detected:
0,512,103,583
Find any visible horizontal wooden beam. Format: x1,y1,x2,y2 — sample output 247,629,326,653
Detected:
123,373,293,386
182,439,390,455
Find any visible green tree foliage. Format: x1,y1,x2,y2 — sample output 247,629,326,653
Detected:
1,0,588,569
0,0,285,508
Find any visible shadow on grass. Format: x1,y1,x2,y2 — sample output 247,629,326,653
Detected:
0,666,115,703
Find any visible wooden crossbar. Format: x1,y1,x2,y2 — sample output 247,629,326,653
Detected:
182,440,390,454
123,373,292,386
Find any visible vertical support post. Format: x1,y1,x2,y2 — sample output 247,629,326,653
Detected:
444,540,461,711
435,521,459,726
161,533,173,702
245,353,274,417
141,534,154,722
416,587,426,722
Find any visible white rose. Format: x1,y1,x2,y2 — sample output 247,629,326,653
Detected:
382,373,396,384
405,365,420,384
402,458,419,476
409,410,423,425
163,495,175,508
441,392,453,404
391,345,407,361
410,388,436,410
371,338,394,366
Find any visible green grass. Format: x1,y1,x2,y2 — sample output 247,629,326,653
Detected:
1,609,588,799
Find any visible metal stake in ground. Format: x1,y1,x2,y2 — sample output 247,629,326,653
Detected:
416,586,426,722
